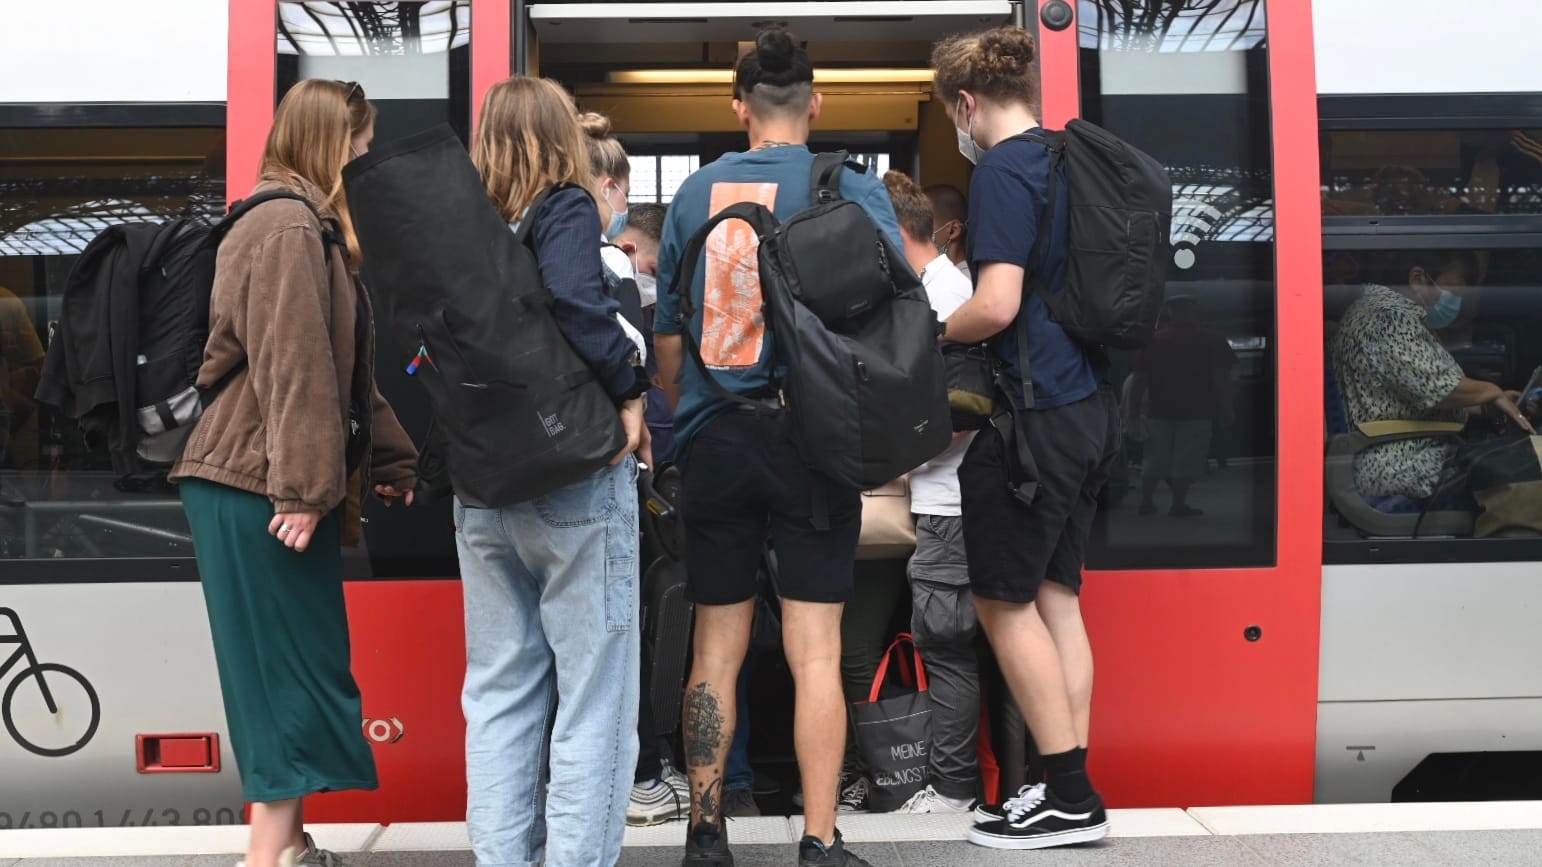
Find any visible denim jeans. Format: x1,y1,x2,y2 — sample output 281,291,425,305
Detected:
457,458,641,867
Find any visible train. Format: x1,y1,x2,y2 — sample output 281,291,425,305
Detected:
1,0,1540,830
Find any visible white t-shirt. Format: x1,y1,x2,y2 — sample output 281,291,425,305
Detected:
955,258,972,283
910,255,976,517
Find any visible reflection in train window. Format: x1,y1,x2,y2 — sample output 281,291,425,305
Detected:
0,126,224,560
1077,0,1277,569
277,1,473,145
1321,129,1542,217
1324,243,1542,555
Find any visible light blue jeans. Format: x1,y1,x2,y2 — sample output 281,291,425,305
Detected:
456,457,641,867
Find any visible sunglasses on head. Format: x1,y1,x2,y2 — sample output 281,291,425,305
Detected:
339,80,364,102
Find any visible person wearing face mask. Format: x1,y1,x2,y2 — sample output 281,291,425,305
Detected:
1332,251,1533,501
932,26,1117,851
924,183,970,280
581,111,649,361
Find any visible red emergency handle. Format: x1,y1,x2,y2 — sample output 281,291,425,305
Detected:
136,733,221,773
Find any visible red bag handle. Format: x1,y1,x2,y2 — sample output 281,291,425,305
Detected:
867,632,928,703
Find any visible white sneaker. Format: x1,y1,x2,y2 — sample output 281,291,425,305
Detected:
661,758,692,805
894,785,975,814
628,776,688,826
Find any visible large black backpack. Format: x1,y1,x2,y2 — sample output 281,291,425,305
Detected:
40,190,337,484
1017,119,1172,350
342,124,626,508
670,153,951,492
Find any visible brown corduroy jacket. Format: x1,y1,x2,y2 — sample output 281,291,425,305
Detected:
170,175,416,544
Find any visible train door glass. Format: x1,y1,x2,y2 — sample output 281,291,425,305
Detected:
1077,0,1278,569
275,1,471,577
0,124,223,568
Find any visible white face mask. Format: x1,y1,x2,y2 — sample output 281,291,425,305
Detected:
955,96,983,165
635,272,658,308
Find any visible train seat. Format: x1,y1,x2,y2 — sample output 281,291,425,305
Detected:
1324,355,1476,538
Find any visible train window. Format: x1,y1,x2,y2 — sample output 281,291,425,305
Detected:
277,1,473,145
1322,129,1542,217
1324,241,1542,562
627,155,702,204
1078,0,1278,569
277,0,473,577
0,126,224,562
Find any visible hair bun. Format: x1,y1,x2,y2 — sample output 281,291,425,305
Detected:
978,27,1036,78
755,28,798,73
577,110,612,139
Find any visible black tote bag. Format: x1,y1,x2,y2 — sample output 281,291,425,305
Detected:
850,633,933,811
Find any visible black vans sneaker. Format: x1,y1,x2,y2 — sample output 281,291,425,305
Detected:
682,821,734,866
798,831,873,867
967,787,1110,850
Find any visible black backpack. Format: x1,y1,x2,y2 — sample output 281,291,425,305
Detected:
1016,119,1172,351
342,124,626,508
670,152,951,492
40,191,339,485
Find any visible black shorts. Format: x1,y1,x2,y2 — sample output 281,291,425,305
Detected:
959,388,1119,603
680,411,862,606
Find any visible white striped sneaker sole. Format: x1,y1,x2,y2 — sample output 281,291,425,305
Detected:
967,820,1111,850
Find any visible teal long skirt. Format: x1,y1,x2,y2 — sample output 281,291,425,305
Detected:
181,478,378,803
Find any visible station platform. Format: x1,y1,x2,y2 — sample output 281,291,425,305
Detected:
3,802,1542,865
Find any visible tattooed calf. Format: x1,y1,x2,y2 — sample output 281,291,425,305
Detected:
684,682,726,768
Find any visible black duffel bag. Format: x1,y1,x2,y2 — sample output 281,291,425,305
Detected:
343,124,624,508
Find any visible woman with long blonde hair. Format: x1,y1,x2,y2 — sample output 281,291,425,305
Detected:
171,79,420,867
458,76,649,867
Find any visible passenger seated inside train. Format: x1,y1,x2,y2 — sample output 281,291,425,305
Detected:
1329,250,1542,537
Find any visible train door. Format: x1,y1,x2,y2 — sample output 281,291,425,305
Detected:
1036,0,1323,805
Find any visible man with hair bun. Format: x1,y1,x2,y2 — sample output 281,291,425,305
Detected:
654,25,901,867
933,24,1118,850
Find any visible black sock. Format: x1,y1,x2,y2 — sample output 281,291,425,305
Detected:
1042,746,1094,803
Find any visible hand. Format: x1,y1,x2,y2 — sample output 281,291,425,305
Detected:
269,510,324,553
374,483,415,508
612,398,645,465
1491,392,1536,434
637,420,654,470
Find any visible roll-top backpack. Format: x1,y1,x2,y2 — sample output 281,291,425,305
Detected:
37,190,339,488
1016,119,1172,351
342,124,625,508
669,152,951,492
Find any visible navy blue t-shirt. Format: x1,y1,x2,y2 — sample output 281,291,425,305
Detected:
969,132,1102,410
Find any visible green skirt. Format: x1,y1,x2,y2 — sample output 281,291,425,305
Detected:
181,478,378,802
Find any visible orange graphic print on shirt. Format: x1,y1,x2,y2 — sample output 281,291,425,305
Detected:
702,182,778,369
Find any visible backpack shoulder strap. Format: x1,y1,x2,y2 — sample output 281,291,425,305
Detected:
666,201,783,415
810,151,851,205
218,190,344,260
1007,129,1070,409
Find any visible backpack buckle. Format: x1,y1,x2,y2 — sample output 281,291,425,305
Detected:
816,189,836,204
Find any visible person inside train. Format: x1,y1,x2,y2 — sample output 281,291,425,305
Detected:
924,183,971,280
168,79,421,867
463,76,651,867
653,26,901,867
1126,295,1237,518
933,25,1117,850
882,169,984,814
612,202,678,465
1331,250,1534,502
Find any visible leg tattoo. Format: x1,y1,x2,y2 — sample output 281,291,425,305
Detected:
684,683,726,769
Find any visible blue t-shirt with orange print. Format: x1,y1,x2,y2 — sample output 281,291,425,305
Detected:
654,146,903,456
